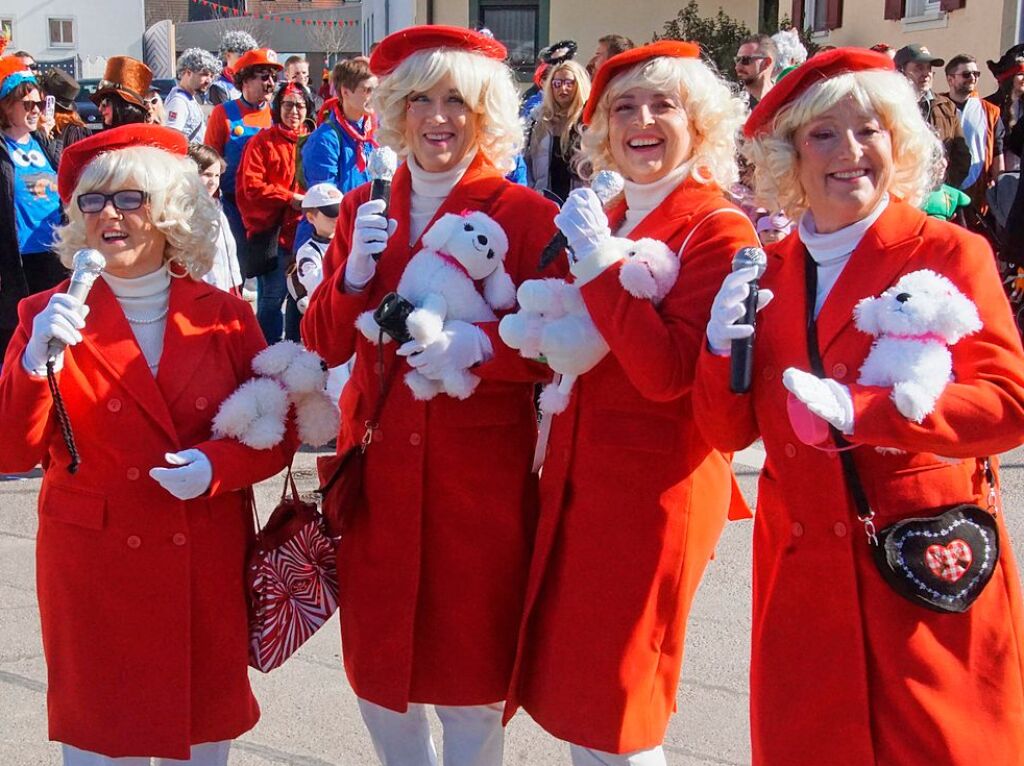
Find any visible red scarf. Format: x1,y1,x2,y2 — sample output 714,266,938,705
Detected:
996,63,1024,84
332,104,377,172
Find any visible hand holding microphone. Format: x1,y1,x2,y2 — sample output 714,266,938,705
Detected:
539,170,624,270
345,198,398,290
367,146,397,231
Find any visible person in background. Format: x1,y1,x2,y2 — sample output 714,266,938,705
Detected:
523,57,590,201
38,68,90,150
586,33,634,76
0,124,296,766
771,28,807,79
735,34,778,109
290,181,341,314
0,52,65,362
165,47,220,143
987,45,1024,171
284,55,311,89
189,143,242,296
145,85,167,126
944,54,1004,212
895,43,971,189
755,211,793,244
91,56,152,130
209,30,258,106
236,82,312,343
11,51,36,70
205,48,282,279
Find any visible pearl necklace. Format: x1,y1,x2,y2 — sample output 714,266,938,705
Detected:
123,307,169,325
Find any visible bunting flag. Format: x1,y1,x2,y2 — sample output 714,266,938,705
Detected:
190,0,358,27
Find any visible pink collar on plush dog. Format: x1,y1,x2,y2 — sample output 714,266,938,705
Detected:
887,332,947,344
437,251,472,280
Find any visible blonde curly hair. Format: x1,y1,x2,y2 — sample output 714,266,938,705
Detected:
54,146,219,279
743,69,944,218
372,48,522,174
535,59,591,151
578,55,746,189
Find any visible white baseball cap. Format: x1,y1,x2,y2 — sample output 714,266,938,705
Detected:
302,183,343,210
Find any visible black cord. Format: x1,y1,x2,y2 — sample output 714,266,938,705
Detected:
46,358,80,474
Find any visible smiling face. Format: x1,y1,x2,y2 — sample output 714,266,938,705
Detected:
1,86,42,135
946,61,980,102
242,67,278,104
608,86,693,184
279,91,307,131
198,163,222,197
403,73,479,173
794,96,894,233
83,190,167,278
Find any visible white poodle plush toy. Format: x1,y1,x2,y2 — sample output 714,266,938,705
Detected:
356,210,515,401
853,269,981,422
212,341,340,449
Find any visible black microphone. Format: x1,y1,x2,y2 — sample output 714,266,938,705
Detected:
730,246,767,394
48,248,106,361
367,146,397,261
538,170,624,270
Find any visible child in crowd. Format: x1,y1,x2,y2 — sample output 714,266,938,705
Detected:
755,211,793,245
188,143,244,296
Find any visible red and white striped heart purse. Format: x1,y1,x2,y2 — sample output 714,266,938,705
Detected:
247,467,339,672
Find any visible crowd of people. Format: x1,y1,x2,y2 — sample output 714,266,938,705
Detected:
1,19,1024,766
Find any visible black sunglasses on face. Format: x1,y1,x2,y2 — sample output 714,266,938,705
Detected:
735,55,766,65
76,190,148,214
255,71,276,82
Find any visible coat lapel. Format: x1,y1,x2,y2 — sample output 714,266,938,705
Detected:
156,276,224,408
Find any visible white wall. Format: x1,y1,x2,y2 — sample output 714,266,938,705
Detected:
361,0,417,52
1,0,145,68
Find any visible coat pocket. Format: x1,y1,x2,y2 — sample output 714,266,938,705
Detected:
39,483,106,530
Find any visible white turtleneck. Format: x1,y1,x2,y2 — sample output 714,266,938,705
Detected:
799,195,889,318
102,265,171,376
407,149,477,244
618,163,692,237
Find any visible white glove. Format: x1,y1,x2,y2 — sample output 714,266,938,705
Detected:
22,293,90,376
555,188,611,262
397,320,493,379
296,257,324,295
149,449,213,500
345,198,398,290
782,368,854,435
706,267,774,355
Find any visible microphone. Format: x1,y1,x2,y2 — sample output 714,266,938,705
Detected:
48,248,106,361
730,246,767,394
538,170,624,270
367,146,397,259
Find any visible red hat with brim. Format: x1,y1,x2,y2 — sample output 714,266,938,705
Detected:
369,25,507,76
583,40,701,125
58,124,188,204
235,48,284,75
744,47,895,139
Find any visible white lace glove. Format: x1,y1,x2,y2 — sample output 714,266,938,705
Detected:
22,293,90,376
782,368,855,434
556,188,611,263
345,198,398,290
397,320,493,379
149,449,213,500
706,267,774,355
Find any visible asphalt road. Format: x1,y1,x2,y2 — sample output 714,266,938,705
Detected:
3,444,1023,766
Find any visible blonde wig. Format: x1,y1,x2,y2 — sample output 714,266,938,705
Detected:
578,55,746,189
54,146,219,278
743,69,944,218
537,59,591,151
372,48,522,174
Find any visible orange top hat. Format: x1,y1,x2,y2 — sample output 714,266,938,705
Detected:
90,56,153,108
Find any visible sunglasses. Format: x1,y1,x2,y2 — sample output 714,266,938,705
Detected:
315,204,340,218
551,78,577,89
281,101,307,111
76,189,148,214
956,70,981,79
734,55,767,65
20,99,43,112
255,71,276,82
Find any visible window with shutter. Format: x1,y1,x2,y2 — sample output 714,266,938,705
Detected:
884,0,905,20
939,0,966,10
825,0,843,29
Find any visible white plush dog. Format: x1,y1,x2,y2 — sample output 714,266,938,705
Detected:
499,237,678,413
854,269,981,423
212,341,340,448
356,211,515,401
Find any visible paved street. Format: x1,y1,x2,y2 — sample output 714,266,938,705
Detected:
3,444,1024,766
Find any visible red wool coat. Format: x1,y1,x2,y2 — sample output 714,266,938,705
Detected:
236,124,303,251
504,179,757,754
692,200,1024,766
301,153,563,710
0,276,295,759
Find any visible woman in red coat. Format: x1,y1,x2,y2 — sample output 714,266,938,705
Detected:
236,82,313,343
694,49,1024,765
300,26,561,765
0,125,295,765
503,42,758,765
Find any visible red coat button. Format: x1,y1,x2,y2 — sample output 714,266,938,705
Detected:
792,522,804,537
107,398,122,413
172,533,187,546
833,522,848,537
195,397,208,410
126,467,140,481
126,535,141,549
832,363,848,379
784,443,797,458
409,433,421,446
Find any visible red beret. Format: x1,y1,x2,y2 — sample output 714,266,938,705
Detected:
743,47,896,138
58,124,189,204
583,40,700,125
369,25,507,76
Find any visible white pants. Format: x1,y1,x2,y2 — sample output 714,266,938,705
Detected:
569,744,667,766
62,741,230,766
357,697,504,766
